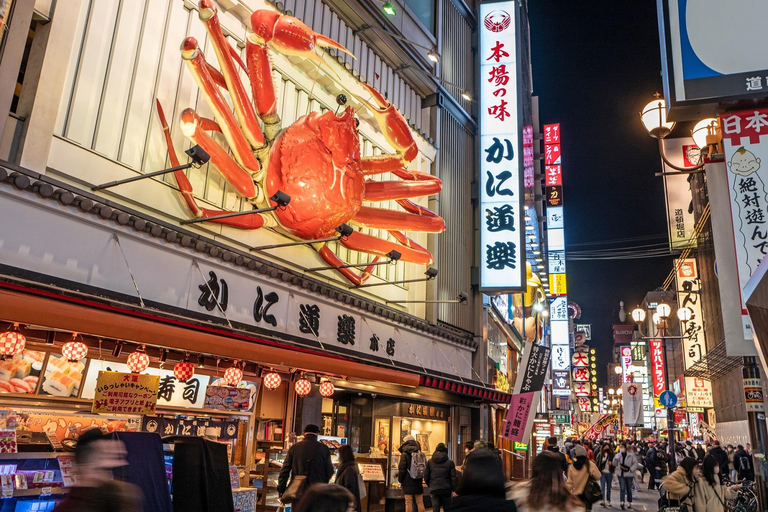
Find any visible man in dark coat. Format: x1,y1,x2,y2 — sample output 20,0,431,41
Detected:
547,436,568,479
646,443,659,490
277,424,334,503
398,435,426,512
708,440,730,479
735,445,754,481
424,443,458,512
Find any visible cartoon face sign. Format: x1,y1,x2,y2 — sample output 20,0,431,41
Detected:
728,147,761,176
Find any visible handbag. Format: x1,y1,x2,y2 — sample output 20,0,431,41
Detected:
281,442,321,504
583,475,603,505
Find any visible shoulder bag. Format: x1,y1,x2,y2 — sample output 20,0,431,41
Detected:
281,442,321,504
583,466,603,505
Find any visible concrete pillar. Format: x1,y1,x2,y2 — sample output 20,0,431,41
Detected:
17,0,85,173
0,0,34,145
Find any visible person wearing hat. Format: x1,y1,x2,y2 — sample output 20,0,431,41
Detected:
424,443,458,512
565,445,601,511
398,435,427,512
277,424,334,504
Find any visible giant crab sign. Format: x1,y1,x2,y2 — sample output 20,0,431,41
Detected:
156,0,445,285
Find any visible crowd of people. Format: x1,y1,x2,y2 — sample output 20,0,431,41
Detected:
274,424,756,512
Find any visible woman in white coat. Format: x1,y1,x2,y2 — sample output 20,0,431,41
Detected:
612,444,639,509
693,455,739,512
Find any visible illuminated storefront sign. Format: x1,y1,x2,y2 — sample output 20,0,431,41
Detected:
650,339,666,397
674,258,707,368
621,346,632,383
479,2,524,291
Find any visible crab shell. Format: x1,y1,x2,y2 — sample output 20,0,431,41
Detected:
265,107,365,240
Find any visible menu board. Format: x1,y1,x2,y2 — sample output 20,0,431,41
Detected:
203,385,252,412
0,349,45,394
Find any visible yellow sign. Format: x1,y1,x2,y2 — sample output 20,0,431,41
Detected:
92,371,159,415
549,274,567,295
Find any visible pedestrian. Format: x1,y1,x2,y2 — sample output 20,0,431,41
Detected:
294,483,356,512
746,443,752,455
694,443,706,462
565,445,601,511
708,440,729,480
424,443,458,512
53,428,142,512
584,441,594,461
398,435,427,512
547,436,568,479
735,444,753,481
278,424,334,505
334,445,362,512
683,441,696,460
452,450,517,512
595,443,615,507
661,457,699,511
727,444,738,482
692,455,739,512
508,451,584,512
646,442,659,490
612,443,639,509
458,441,473,474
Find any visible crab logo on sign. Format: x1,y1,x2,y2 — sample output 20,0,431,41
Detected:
484,10,511,32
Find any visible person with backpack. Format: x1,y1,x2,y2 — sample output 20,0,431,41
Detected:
646,443,659,491
398,435,427,512
278,424,334,505
334,445,362,512
595,443,615,507
612,444,639,510
424,443,458,512
735,445,754,481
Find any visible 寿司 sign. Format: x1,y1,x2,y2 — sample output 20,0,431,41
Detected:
479,1,524,292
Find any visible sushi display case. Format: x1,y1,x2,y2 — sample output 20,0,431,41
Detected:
0,452,70,511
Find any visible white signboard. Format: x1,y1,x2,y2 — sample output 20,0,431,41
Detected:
662,138,698,250
674,258,707,369
81,361,211,410
622,382,644,427
479,1,524,292
685,377,714,408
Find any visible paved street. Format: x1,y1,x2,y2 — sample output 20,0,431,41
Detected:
596,476,660,512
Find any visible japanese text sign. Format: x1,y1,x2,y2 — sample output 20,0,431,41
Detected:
674,258,707,369
502,391,536,443
582,413,617,441
552,370,570,397
720,108,768,341
650,339,666,397
685,377,713,408
621,346,632,383
662,138,698,250
479,2,524,292
513,343,551,394
92,371,159,415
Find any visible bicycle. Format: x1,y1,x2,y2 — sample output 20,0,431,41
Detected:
725,479,758,512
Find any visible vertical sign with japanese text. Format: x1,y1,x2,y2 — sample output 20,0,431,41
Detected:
674,258,707,369
662,138,699,250
479,2,524,292
621,346,632,383
720,108,768,341
650,339,666,397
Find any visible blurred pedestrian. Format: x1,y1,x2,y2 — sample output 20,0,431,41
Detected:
594,443,615,507
546,436,568,479
735,444,753,481
565,446,601,511
727,444,737,482
294,484,356,512
452,450,516,511
661,457,699,511
708,441,729,480
693,455,738,512
398,435,426,512
424,443,458,512
334,445,362,512
53,428,142,512
612,443,639,509
508,451,584,512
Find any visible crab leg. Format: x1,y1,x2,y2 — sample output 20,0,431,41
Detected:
246,40,281,140
181,37,261,178
353,206,445,233
198,0,266,150
364,170,442,201
317,244,379,286
340,231,434,264
180,109,258,199
155,102,266,229
387,230,434,262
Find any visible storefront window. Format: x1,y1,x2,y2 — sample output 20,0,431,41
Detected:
404,0,435,33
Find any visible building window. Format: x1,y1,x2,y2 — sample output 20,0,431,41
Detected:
404,0,435,33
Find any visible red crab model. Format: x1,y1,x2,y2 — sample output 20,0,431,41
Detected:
156,0,444,285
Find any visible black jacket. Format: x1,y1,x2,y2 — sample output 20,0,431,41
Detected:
596,450,615,472
425,451,458,494
451,494,517,512
335,460,362,512
277,435,334,495
397,439,424,495
547,446,568,476
735,448,754,479
709,447,729,477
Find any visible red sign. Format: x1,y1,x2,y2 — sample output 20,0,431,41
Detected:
574,382,591,396
523,126,534,188
544,143,561,165
543,123,560,145
720,108,768,146
502,391,536,443
545,165,562,186
612,325,634,344
650,339,666,397
674,409,686,424
571,352,589,367
572,368,589,382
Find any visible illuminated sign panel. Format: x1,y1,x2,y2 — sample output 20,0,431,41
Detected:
479,2,524,292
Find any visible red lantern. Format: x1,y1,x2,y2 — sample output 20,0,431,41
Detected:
174,360,195,382
224,366,243,386
127,349,150,373
0,327,25,358
295,378,311,397
62,341,88,362
263,371,281,390
319,380,334,397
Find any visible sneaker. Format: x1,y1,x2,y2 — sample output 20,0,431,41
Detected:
606,501,611,507
628,504,633,509
601,501,606,507
620,504,625,510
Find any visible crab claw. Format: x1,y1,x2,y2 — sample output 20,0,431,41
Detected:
354,83,418,163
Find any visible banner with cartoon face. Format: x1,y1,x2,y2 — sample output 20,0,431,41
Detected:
721,108,768,340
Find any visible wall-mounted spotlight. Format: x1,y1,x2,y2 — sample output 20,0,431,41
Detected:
92,145,210,191
356,267,438,289
251,224,353,252
386,291,468,305
181,191,291,225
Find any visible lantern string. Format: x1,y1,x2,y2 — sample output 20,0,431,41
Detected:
112,234,146,308
192,261,233,329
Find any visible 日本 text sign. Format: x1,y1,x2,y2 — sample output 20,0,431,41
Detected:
479,1,523,291
92,371,159,415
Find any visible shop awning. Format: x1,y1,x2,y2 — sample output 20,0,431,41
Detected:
0,283,420,387
419,376,512,404
683,340,742,380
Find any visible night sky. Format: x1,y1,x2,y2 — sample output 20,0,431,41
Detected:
527,2,674,386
